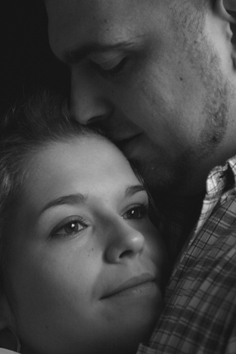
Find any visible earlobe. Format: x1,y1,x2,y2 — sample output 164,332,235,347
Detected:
220,0,236,68
223,0,236,12
215,0,236,23
213,0,236,63
212,0,236,54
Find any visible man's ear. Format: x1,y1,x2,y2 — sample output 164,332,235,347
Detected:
223,0,236,12
212,0,236,64
213,0,236,23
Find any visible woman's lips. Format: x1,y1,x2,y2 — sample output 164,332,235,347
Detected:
101,273,157,299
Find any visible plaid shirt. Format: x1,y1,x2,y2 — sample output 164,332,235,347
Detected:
137,156,236,354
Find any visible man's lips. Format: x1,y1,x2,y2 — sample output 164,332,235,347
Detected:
101,273,156,299
115,133,142,150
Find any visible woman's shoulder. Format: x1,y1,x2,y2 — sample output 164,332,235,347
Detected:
0,349,19,354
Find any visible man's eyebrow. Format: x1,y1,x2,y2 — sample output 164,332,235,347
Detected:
40,193,87,214
125,185,146,198
63,41,133,64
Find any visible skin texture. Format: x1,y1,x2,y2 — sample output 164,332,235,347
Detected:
3,136,168,354
46,0,236,196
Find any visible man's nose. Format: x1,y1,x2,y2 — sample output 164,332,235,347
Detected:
104,219,145,264
70,71,113,125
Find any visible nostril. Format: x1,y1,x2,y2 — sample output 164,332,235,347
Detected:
119,250,135,259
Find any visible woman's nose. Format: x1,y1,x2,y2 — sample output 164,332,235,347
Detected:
104,219,145,264
70,69,113,125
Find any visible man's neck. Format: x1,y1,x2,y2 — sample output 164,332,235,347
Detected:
153,192,205,259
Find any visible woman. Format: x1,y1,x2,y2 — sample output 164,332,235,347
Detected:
0,93,170,354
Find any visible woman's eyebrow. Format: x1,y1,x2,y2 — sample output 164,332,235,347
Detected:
125,185,146,198
40,193,87,214
39,185,145,214
63,41,133,64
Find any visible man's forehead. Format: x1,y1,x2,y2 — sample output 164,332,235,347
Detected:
46,0,159,29
46,0,150,57
47,0,130,21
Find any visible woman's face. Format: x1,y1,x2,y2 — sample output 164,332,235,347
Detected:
5,135,169,354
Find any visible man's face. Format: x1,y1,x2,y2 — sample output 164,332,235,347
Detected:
47,0,230,195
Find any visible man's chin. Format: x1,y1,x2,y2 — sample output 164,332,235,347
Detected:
120,136,192,195
130,156,175,195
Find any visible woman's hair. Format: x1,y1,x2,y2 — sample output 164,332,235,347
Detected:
0,91,101,278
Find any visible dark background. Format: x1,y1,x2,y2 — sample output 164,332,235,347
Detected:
1,0,70,117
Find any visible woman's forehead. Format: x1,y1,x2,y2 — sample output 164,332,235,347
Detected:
22,136,137,203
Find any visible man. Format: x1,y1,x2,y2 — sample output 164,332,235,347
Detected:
45,0,236,353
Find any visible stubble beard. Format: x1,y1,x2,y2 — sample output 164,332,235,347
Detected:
132,32,229,197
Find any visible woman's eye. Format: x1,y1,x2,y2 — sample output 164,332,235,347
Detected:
52,219,87,238
123,205,148,220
